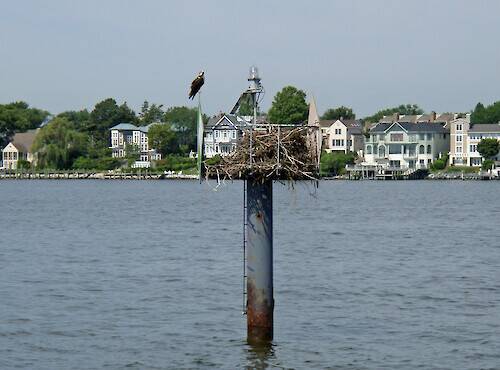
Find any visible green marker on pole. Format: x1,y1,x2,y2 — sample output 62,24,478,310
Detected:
196,94,204,183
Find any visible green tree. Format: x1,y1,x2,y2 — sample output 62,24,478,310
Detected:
482,159,495,170
56,109,91,131
321,106,355,120
471,101,500,124
320,151,356,176
139,100,165,125
32,117,89,169
125,143,140,167
0,101,49,145
268,86,308,124
477,138,499,160
164,106,208,154
86,98,137,143
148,123,178,156
364,104,424,123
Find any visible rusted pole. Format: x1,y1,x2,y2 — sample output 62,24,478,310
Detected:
246,178,273,343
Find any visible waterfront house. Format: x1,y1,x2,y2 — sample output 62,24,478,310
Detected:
109,123,162,168
204,113,250,158
467,123,500,166
364,122,449,170
448,115,471,166
1,129,38,169
320,119,364,156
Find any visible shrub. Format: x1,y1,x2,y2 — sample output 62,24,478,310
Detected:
17,159,31,170
156,155,196,171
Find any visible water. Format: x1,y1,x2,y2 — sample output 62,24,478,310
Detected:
0,180,499,370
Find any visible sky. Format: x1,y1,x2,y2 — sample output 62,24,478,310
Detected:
1,0,500,118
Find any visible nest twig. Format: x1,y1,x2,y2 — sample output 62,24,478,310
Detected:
204,125,319,182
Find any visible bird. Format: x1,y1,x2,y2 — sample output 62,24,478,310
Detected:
189,71,205,99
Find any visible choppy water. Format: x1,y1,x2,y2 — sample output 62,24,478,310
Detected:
0,180,499,370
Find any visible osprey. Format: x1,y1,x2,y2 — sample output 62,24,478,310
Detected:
189,71,204,99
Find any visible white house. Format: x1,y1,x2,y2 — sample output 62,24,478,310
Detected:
364,122,449,169
467,123,500,166
1,129,39,169
204,114,250,158
109,123,162,168
320,119,364,155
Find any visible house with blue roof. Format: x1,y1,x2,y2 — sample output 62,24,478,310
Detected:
109,123,162,167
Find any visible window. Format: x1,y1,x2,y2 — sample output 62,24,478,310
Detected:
389,144,402,154
232,130,236,139
419,145,425,154
470,144,477,152
427,145,432,154
457,124,462,131
223,131,227,139
390,133,404,142
457,135,462,142
427,133,432,140
428,159,432,165
419,133,425,140
456,146,462,153
366,145,372,154
215,130,219,138
334,128,342,135
378,145,386,157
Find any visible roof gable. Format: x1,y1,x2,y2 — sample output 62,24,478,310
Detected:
384,122,407,133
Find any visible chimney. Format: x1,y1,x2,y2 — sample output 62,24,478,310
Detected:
430,111,436,122
393,113,399,122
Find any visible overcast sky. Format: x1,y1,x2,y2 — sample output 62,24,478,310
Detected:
1,0,499,117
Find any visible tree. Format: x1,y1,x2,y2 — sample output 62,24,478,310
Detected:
164,106,208,154
268,86,308,124
56,109,91,131
364,104,424,123
320,151,356,176
139,100,165,125
32,117,89,169
148,123,178,156
0,101,49,146
482,159,495,170
125,143,140,167
477,138,499,160
471,101,500,124
87,98,137,143
322,106,355,120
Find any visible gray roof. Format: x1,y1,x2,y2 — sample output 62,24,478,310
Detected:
109,122,160,133
206,114,250,129
469,124,500,133
10,129,38,152
109,123,139,131
371,122,447,133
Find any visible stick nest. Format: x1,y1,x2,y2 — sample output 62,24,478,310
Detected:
204,125,320,181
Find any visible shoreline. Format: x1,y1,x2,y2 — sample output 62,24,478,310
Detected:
0,171,498,181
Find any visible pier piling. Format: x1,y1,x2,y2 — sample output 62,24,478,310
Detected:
246,178,274,343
